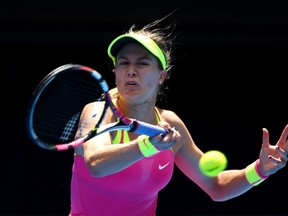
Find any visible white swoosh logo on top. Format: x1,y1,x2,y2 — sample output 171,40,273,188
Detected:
158,162,170,170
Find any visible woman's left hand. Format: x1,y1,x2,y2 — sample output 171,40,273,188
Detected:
258,124,288,176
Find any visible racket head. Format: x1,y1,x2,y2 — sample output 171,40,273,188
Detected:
26,64,109,150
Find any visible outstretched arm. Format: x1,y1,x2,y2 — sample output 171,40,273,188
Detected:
175,123,288,202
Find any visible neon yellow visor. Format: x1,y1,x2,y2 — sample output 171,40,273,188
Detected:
107,33,167,70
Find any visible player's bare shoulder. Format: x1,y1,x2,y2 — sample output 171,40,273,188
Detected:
82,101,105,114
156,107,182,125
80,101,106,126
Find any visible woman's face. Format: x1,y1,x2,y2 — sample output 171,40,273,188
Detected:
114,42,166,104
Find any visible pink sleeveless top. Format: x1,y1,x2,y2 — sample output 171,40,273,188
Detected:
69,108,174,216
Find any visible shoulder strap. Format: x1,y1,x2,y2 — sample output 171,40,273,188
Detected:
112,100,162,144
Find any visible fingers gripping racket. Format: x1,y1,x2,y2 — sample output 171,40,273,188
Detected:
26,64,166,151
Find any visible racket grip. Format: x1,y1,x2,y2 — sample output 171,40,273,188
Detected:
132,120,167,137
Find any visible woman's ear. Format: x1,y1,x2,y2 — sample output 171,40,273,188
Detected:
159,71,167,84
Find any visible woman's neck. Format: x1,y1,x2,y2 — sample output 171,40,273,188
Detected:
116,98,157,124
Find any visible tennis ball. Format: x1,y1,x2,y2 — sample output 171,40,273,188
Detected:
199,150,227,177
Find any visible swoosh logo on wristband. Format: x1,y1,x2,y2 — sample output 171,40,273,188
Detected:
158,162,170,170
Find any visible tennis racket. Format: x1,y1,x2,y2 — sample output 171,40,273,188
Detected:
26,63,167,151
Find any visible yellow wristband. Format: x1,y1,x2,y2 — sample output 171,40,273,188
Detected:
245,159,269,186
138,135,160,157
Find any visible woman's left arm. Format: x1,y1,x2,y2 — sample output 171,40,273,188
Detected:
174,122,288,202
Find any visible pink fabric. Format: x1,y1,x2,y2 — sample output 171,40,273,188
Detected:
69,150,174,216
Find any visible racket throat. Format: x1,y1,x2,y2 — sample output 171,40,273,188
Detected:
85,130,97,141
128,119,139,132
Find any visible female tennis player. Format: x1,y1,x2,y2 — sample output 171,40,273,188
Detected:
69,16,288,216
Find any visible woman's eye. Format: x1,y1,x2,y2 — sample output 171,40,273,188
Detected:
118,61,129,65
138,62,149,66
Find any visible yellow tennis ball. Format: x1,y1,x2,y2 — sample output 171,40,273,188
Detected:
199,150,227,177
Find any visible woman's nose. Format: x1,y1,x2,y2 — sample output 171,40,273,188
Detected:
127,66,137,77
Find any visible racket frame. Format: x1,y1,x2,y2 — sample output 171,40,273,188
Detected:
26,64,166,151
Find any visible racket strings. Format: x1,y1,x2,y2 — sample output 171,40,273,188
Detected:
32,70,105,145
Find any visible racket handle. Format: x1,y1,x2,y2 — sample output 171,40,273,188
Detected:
132,120,167,137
